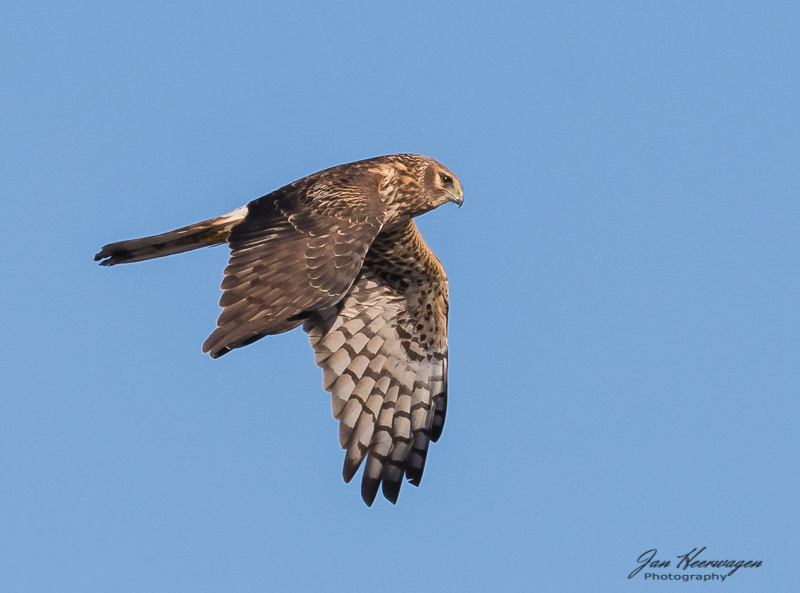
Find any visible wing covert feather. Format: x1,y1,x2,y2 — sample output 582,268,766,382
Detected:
204,170,386,358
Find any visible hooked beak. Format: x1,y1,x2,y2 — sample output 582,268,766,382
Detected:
447,189,463,208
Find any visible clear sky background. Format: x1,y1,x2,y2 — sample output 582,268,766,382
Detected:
2,1,798,591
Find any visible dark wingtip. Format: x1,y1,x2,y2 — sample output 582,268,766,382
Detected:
361,478,380,506
202,334,229,359
405,436,429,486
207,347,228,359
407,473,423,487
342,460,360,484
381,479,401,505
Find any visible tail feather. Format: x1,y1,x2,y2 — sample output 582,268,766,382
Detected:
94,206,248,266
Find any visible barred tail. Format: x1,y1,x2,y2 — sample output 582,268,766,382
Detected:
94,206,248,266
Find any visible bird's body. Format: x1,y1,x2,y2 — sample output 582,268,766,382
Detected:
95,154,462,505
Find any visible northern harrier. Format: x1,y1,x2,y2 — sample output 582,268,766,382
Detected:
95,154,463,505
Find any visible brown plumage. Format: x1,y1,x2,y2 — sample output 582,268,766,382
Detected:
95,154,463,505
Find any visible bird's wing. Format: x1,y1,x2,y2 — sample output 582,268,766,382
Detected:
203,169,386,358
304,220,449,505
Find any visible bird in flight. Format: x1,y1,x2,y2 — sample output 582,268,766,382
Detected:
95,154,463,505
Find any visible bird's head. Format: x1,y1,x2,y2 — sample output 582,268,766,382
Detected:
424,159,464,209
373,154,463,219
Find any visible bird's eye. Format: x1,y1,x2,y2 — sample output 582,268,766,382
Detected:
441,174,453,185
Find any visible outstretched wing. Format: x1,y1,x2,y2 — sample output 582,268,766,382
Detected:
304,220,449,505
204,167,386,358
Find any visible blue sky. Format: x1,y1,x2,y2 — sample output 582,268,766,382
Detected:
2,1,798,591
